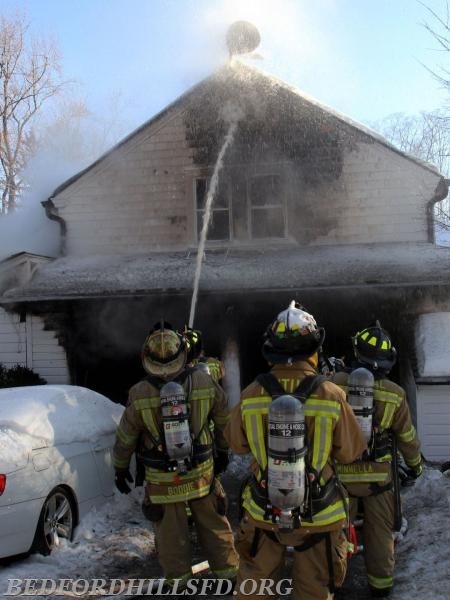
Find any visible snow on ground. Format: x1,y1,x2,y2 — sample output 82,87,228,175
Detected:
0,465,449,599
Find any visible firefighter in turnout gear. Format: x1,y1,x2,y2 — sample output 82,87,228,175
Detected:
113,322,238,589
333,321,423,598
225,302,366,600
182,326,226,383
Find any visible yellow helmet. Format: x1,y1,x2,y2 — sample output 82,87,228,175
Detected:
142,323,187,379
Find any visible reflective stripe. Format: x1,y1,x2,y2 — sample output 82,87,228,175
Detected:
242,485,347,527
399,425,417,443
304,399,341,420
150,481,212,503
242,397,272,412
140,408,160,443
374,384,402,430
311,416,332,476
406,453,422,468
212,566,239,578
379,402,396,429
191,387,215,400
367,574,393,589
145,457,214,483
135,396,160,409
338,473,389,483
165,572,192,588
113,457,130,469
375,453,392,462
244,412,267,470
115,426,138,447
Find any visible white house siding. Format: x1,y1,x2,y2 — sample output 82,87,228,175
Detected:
53,109,195,256
0,308,69,384
0,308,26,367
417,385,450,462
52,109,441,258
304,144,440,246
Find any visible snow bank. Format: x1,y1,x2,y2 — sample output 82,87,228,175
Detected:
0,467,448,600
0,385,123,468
415,313,450,377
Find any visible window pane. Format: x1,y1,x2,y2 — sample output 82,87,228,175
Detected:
249,175,281,207
197,210,230,241
251,207,284,238
196,178,208,210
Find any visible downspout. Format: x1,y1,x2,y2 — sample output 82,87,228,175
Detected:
427,176,449,243
41,197,67,256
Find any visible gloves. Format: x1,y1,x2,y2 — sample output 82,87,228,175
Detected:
115,469,134,494
399,461,423,487
214,449,230,476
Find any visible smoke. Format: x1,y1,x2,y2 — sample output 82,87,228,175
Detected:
0,96,129,263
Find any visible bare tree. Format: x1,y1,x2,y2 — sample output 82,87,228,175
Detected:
421,0,450,91
0,12,65,214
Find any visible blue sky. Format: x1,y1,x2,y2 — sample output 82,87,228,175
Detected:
2,0,449,132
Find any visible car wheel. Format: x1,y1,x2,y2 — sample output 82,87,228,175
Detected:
31,486,74,555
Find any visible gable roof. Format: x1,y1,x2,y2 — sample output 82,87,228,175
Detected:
47,60,441,200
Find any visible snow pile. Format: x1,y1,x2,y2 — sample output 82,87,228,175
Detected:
0,385,123,467
0,467,448,599
415,313,450,377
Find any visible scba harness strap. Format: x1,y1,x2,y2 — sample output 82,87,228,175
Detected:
251,373,340,522
138,366,213,472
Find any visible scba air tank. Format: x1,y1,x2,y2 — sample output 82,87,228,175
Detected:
160,381,192,474
268,394,307,527
347,367,375,443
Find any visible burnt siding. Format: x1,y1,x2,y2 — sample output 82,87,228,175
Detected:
50,85,439,254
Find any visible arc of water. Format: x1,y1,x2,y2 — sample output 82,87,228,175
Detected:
188,121,238,328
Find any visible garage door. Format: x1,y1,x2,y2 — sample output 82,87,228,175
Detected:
417,385,450,462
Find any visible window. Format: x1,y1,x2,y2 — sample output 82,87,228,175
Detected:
249,174,285,239
194,173,286,243
195,178,231,241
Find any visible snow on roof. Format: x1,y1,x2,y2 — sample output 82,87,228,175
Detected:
3,243,450,302
0,385,123,471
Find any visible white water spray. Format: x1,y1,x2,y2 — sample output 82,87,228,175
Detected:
188,106,242,327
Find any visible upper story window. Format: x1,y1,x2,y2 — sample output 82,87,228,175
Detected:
195,178,231,241
249,174,285,239
194,173,286,243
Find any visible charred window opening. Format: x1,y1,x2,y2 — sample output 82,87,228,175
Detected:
249,174,285,238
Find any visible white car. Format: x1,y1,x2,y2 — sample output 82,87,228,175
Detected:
0,385,123,559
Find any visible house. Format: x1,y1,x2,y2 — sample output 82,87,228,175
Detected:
1,59,449,460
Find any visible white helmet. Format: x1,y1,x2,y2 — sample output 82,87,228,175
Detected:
262,301,325,364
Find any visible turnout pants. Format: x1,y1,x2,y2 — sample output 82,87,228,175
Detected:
153,485,238,586
234,514,347,600
350,490,395,593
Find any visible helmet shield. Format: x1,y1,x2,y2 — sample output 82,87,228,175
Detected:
262,301,325,364
142,327,187,379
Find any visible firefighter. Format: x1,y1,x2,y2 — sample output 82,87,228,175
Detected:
182,326,225,383
225,301,366,600
333,321,423,598
113,322,238,590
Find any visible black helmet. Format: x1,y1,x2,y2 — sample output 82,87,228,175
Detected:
262,301,325,364
352,320,397,373
182,327,203,362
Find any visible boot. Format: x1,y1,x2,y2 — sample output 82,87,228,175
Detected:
369,586,392,597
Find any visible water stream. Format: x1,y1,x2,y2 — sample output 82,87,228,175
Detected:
188,120,238,327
